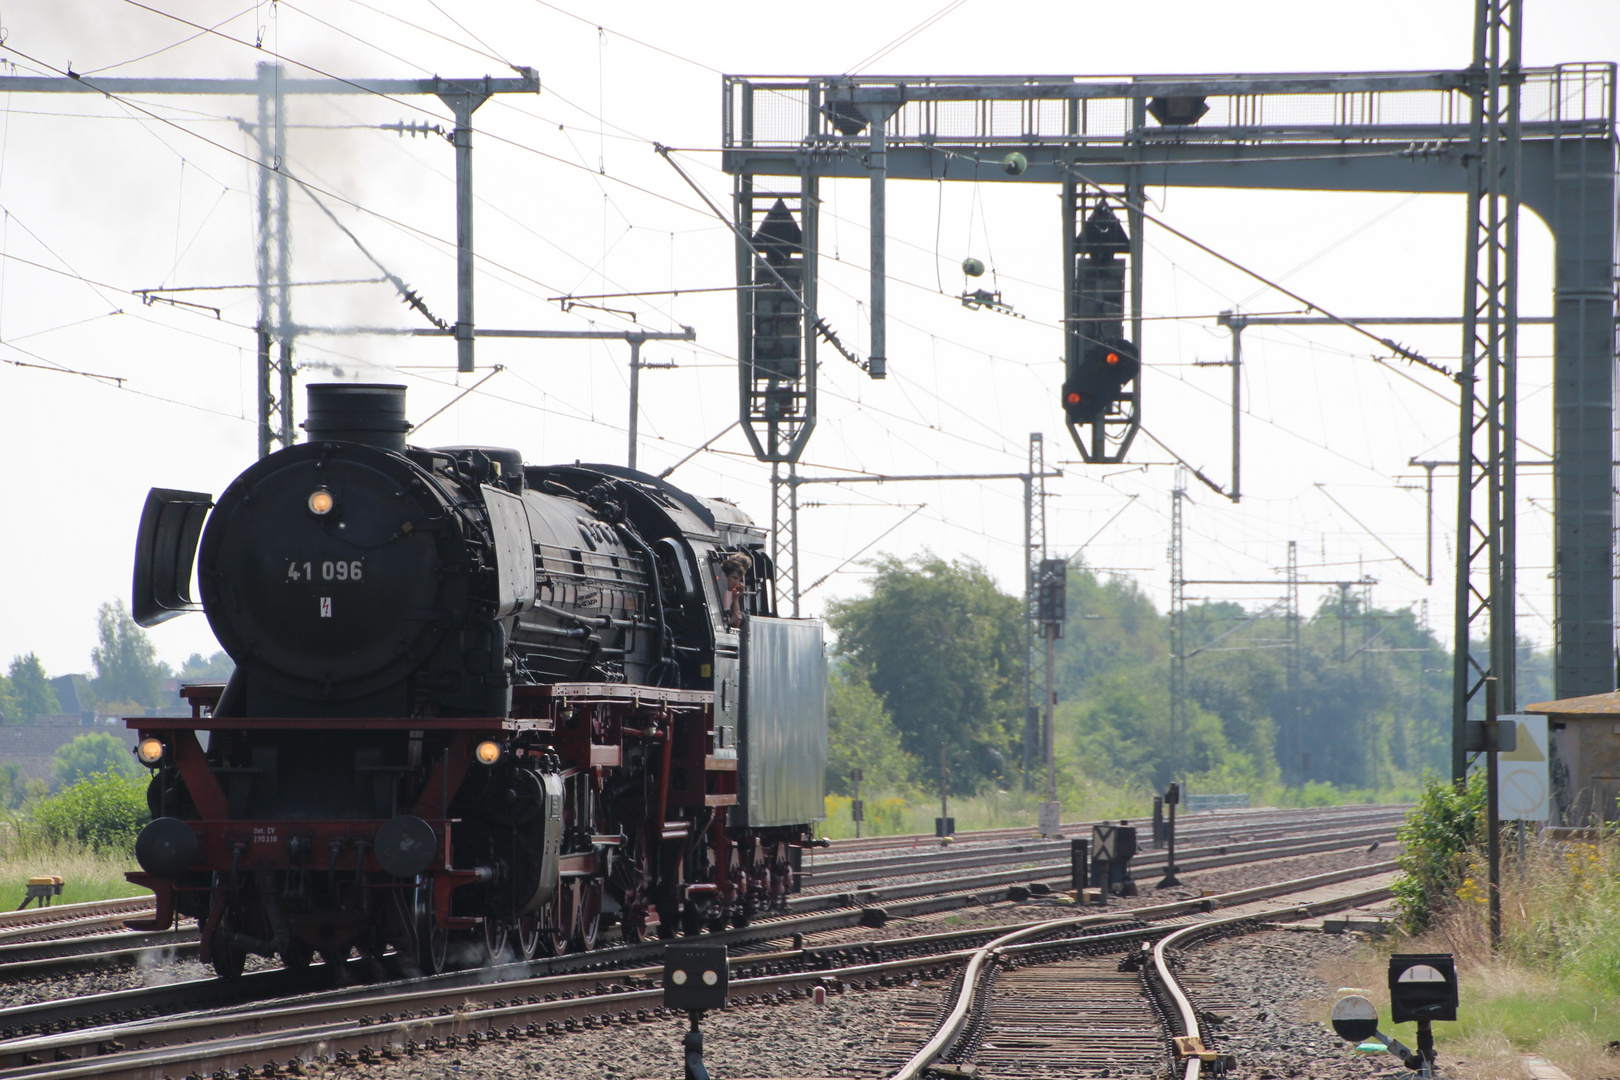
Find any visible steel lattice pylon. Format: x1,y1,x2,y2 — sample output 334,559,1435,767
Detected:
1168,473,1186,782
772,461,801,617
254,63,295,459
1451,0,1523,782
1023,433,1047,790
1285,541,1303,782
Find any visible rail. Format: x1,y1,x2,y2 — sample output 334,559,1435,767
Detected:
888,861,1397,1080
1184,793,1251,812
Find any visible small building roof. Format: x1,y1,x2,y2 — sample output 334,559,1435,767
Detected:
1525,690,1620,716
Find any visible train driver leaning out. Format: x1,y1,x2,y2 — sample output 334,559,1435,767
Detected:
721,551,753,629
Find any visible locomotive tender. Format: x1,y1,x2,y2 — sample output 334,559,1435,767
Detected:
127,383,827,976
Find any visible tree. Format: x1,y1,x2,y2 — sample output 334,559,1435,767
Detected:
1061,667,1233,791
177,651,234,683
1052,568,1167,704
8,654,59,721
89,601,172,711
54,732,144,786
1048,562,1450,798
0,763,27,810
826,664,915,795
826,553,1024,788
0,673,16,724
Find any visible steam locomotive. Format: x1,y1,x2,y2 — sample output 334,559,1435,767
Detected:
127,383,827,977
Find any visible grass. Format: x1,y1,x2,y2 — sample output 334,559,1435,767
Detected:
1316,826,1620,1080
0,844,146,907
1318,944,1620,1080
0,822,146,908
820,785,1147,840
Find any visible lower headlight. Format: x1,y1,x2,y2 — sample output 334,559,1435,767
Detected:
136,737,166,765
474,740,502,765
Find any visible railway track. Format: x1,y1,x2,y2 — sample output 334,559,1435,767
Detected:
0,805,1402,979
0,899,155,943
882,868,1396,1079
0,859,1397,1080
823,802,1406,855
799,810,1404,887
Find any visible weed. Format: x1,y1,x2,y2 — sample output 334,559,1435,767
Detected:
0,840,144,908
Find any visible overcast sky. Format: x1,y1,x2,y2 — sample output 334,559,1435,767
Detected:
0,0,1614,681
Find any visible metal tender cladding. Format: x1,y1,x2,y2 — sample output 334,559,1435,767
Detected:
739,617,828,827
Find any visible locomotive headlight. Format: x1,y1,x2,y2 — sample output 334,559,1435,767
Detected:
474,740,503,765
136,737,166,766
308,488,335,515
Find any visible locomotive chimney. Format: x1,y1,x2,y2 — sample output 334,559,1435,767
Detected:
303,383,413,452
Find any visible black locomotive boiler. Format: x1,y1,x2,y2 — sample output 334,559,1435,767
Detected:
127,383,827,976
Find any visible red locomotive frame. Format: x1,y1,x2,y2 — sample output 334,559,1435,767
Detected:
124,679,803,967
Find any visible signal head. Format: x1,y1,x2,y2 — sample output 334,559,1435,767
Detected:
1062,381,1101,425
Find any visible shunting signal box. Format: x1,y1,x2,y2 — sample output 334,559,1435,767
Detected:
1389,954,1458,1023
664,945,730,1013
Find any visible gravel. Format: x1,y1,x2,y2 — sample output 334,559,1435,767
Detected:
346,928,1405,1080
1186,931,1407,1080
0,952,273,1011
374,984,919,1079
337,845,1403,1080
0,837,1402,1077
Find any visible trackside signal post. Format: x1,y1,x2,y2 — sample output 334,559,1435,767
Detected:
1065,202,1141,460
1036,557,1067,835
664,945,729,1080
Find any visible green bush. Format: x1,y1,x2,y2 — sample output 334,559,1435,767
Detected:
1392,769,1485,934
25,769,149,852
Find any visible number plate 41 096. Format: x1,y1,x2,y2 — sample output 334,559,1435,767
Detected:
286,559,365,584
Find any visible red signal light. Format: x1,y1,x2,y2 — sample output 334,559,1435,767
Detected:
1065,391,1081,405
1105,351,1121,365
